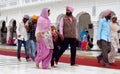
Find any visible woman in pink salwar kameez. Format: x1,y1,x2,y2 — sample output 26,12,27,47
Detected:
35,8,54,69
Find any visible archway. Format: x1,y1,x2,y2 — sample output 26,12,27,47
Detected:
9,19,16,27
76,12,93,42
56,14,65,30
7,19,17,45
99,11,115,20
0,20,7,44
0,20,5,28
0,20,5,44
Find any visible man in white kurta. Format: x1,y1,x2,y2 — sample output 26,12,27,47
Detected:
16,15,30,61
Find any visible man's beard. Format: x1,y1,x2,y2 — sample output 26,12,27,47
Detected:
66,12,72,16
108,16,111,20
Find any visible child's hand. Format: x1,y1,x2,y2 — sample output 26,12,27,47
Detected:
18,35,21,37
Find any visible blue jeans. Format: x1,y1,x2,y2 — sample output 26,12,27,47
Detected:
29,40,36,60
17,40,29,60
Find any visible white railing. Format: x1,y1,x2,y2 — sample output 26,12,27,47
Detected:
0,0,63,9
0,0,18,9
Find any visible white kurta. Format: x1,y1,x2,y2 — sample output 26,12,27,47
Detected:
16,21,28,41
108,22,120,63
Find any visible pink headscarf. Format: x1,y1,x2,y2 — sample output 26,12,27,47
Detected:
104,9,111,16
40,8,50,19
35,8,51,36
66,6,74,12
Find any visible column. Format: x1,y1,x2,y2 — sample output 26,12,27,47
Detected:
91,21,100,50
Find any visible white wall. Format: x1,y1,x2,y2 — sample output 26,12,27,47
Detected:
0,0,120,23
0,0,120,49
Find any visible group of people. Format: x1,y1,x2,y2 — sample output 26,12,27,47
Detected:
16,6,78,69
16,14,37,61
2,5,119,69
97,10,120,67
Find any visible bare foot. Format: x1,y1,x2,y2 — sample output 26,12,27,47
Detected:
26,58,31,62
36,64,40,69
55,61,58,65
18,59,21,62
51,66,57,68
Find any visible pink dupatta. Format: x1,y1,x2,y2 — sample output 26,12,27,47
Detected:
35,8,54,49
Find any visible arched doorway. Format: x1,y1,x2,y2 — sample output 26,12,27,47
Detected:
0,20,7,44
99,11,115,20
0,20,5,28
0,20,5,44
76,12,93,42
9,19,16,27
7,19,17,45
56,14,65,30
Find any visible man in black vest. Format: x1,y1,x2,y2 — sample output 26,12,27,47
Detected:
56,6,78,66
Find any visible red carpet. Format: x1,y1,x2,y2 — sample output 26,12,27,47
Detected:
59,55,120,69
0,49,120,69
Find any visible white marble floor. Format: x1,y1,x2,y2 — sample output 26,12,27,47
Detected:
0,45,120,74
0,55,120,74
